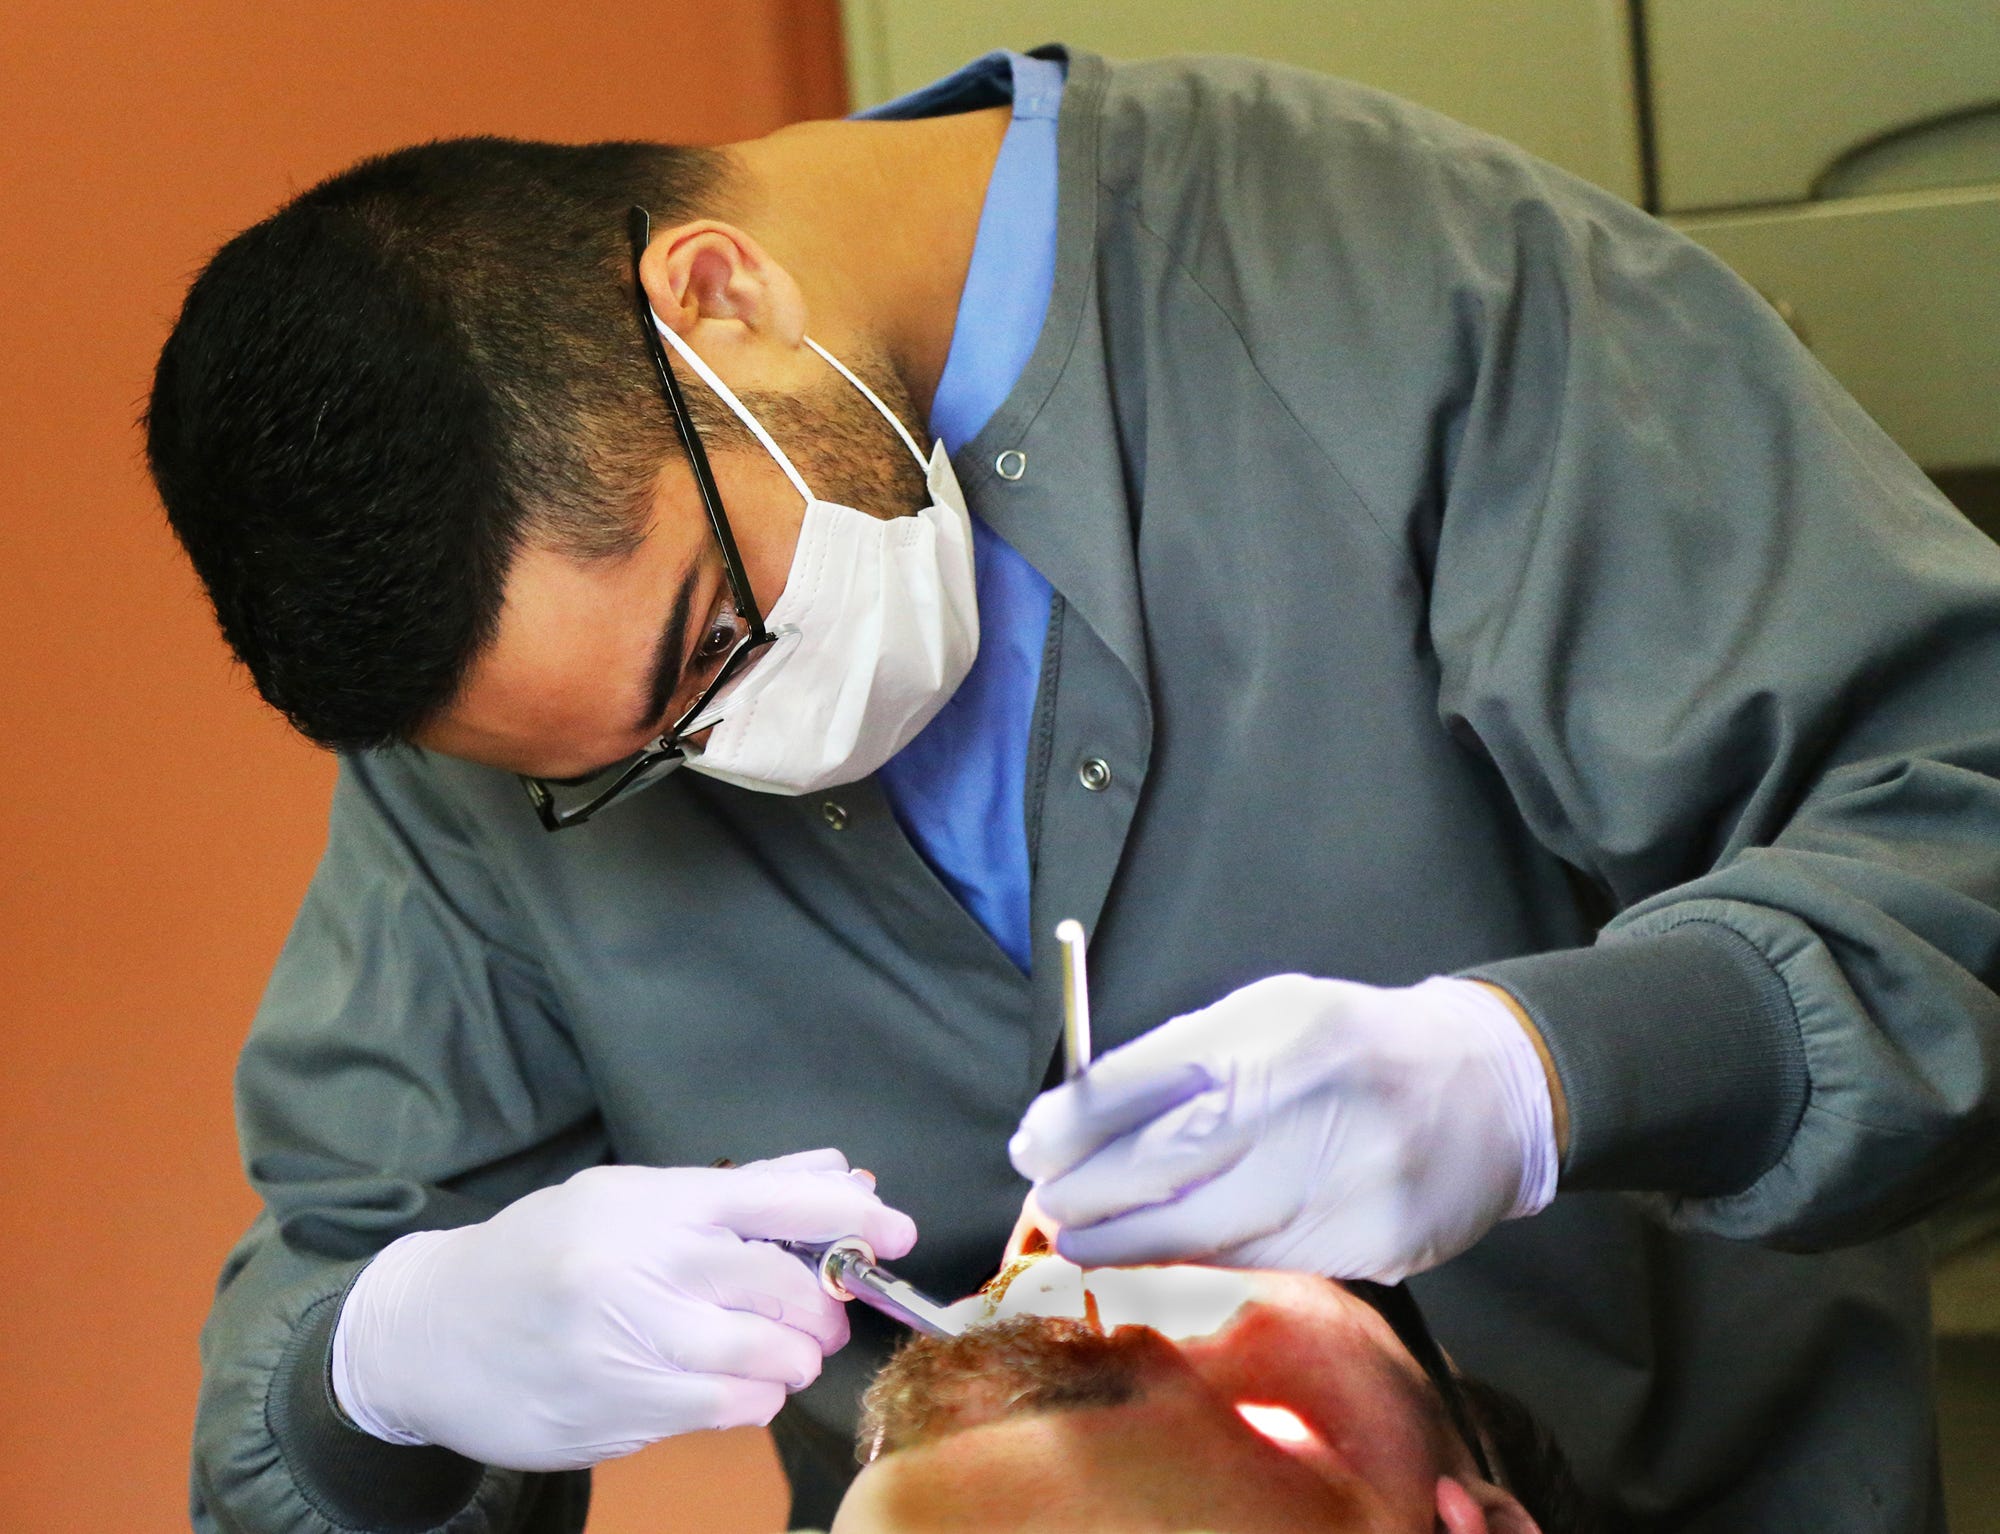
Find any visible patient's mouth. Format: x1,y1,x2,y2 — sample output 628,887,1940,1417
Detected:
945,1252,1259,1341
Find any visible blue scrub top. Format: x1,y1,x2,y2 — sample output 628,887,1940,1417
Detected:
864,53,1063,972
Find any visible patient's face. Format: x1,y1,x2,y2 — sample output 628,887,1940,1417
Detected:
832,1257,1537,1533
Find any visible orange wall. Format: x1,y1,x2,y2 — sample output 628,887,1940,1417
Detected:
0,4,850,1528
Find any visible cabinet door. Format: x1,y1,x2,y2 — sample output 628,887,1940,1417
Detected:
1675,185,2000,468
841,0,1642,201
1648,0,2000,212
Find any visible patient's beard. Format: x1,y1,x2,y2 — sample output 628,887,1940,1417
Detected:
858,1317,1167,1462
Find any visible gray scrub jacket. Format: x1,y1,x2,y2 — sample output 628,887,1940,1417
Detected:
193,48,2000,1534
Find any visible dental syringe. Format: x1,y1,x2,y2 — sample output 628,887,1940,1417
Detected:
780,1236,964,1339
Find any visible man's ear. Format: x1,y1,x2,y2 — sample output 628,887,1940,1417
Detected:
1436,1475,1542,1534
636,219,808,379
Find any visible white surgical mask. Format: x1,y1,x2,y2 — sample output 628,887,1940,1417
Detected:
652,322,979,795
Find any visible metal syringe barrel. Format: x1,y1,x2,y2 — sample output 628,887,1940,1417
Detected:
783,1235,878,1299
779,1237,962,1338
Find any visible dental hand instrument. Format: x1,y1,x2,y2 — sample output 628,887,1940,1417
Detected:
1055,917,1093,1081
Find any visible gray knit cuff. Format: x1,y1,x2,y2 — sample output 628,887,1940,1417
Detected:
1465,921,1808,1196
267,1280,485,1533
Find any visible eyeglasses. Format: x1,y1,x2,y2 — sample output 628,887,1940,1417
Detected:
520,206,778,832
1347,1280,1497,1483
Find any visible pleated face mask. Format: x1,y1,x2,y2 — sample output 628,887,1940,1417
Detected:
653,322,979,796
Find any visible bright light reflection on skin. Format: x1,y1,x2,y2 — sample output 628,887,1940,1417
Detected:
1237,1401,1318,1445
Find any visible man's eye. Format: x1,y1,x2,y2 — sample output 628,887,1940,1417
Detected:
695,602,740,665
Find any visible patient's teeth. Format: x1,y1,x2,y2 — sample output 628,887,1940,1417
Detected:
944,1257,1256,1341
1086,1266,1256,1340
951,1255,1090,1328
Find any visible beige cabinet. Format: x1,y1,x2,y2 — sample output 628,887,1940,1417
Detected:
1675,185,2000,470
841,0,1998,469
1648,0,2000,211
1651,0,2000,469
841,0,1644,201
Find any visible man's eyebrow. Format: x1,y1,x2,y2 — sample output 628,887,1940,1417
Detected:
633,559,701,734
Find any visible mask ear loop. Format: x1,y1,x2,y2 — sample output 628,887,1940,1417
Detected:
802,336,930,472
651,314,816,505
648,316,814,742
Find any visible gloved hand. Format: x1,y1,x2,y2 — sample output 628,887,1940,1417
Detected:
330,1148,917,1470
1009,976,1558,1284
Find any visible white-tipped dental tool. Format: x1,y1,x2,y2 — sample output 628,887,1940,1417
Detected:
1055,918,1093,1082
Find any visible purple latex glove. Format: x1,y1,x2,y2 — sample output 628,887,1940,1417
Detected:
331,1148,916,1470
1010,976,1557,1284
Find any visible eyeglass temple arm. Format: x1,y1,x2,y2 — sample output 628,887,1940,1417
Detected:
628,205,770,645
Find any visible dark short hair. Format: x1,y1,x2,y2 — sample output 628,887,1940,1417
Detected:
857,1317,1602,1533
145,136,731,749
1458,1372,1601,1534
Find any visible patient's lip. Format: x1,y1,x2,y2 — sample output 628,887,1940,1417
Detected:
1002,1197,1058,1264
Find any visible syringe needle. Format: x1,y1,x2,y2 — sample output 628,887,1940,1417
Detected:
832,1253,964,1339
